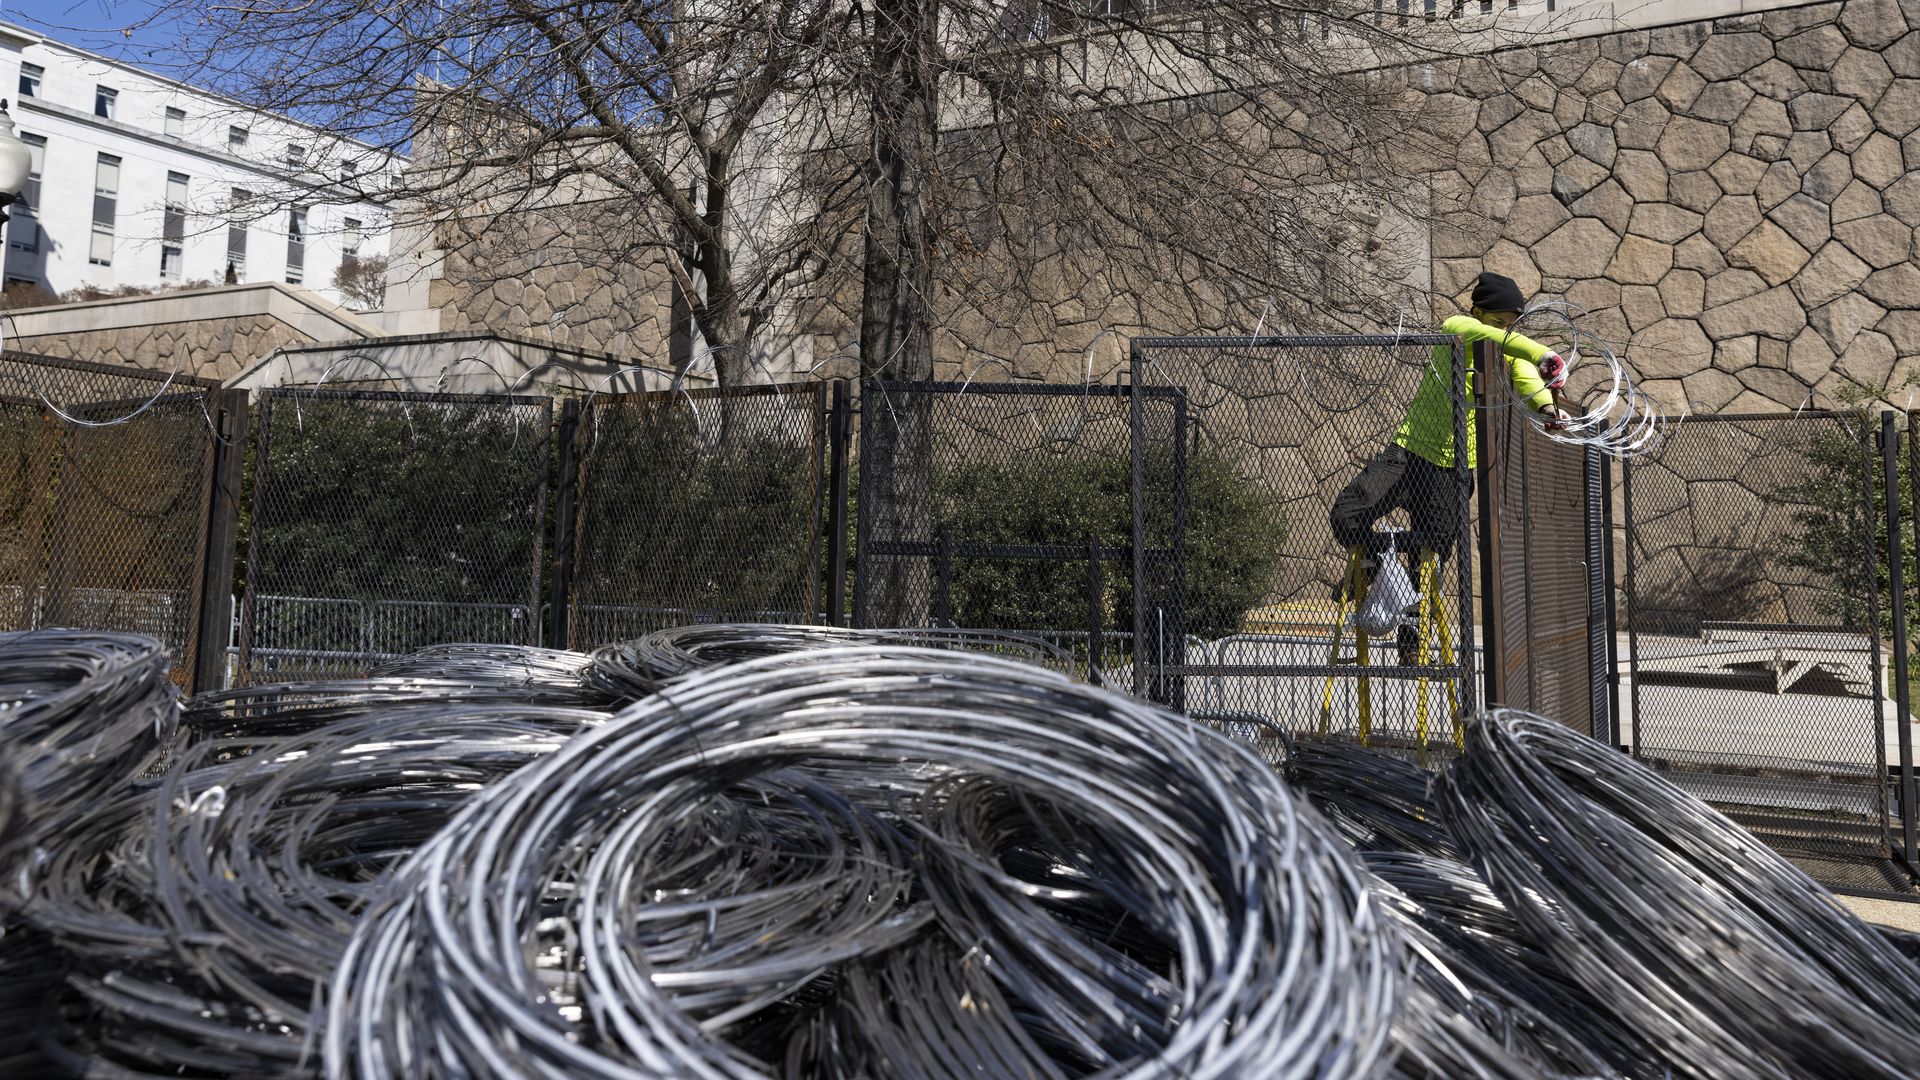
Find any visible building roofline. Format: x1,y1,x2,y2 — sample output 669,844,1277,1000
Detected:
3,280,389,338
0,19,409,161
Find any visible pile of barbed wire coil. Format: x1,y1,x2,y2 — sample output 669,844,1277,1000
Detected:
1,626,1917,1079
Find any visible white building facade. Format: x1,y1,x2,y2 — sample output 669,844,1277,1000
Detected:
0,23,401,308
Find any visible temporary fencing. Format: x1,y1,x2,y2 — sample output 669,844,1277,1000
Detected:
0,352,236,689
1,340,1912,895
564,383,829,646
237,388,551,680
5,627,1920,1079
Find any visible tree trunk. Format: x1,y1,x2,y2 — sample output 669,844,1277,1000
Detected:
858,0,940,628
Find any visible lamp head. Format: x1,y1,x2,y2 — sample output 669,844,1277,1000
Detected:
0,100,30,207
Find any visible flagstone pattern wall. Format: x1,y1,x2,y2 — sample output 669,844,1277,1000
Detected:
1428,0,1920,411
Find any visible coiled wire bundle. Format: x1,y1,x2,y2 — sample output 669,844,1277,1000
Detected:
28,702,608,1077
588,623,1086,701
1443,708,1920,1080
328,646,1403,1079
0,631,175,865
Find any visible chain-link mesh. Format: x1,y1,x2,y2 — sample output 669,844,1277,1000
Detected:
1132,336,1478,752
853,381,1174,683
0,352,220,686
568,384,827,647
1624,411,1891,865
1487,399,1605,739
239,389,551,679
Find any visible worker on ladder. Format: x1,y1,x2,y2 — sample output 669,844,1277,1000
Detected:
1321,272,1569,743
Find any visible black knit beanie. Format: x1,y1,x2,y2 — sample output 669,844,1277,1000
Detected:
1471,272,1525,315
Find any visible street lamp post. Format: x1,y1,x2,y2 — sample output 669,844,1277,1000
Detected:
0,99,34,226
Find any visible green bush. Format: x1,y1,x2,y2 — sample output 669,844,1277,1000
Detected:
925,441,1283,641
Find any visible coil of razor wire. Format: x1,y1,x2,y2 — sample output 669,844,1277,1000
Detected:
1507,301,1669,458
1442,708,1920,1080
588,623,1089,701
328,645,1404,1080
0,631,175,862
26,701,609,1077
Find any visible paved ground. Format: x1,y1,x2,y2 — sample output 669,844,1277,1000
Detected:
1838,894,1920,933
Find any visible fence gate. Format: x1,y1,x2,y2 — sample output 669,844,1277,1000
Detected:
1622,411,1908,893
0,352,233,690
852,380,1181,685
1481,376,1612,743
1130,335,1479,751
563,383,831,647
238,388,551,680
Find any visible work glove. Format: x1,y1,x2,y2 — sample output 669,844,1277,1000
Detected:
1541,405,1571,433
1538,351,1568,390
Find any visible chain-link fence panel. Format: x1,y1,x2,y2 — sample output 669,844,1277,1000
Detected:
567,384,827,647
239,389,551,679
1624,411,1894,878
0,352,221,687
1132,336,1478,755
853,381,1179,684
1485,396,1607,740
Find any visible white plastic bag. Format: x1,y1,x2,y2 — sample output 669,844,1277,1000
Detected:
1355,540,1419,637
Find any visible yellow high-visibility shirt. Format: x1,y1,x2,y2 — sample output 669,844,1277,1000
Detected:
1395,314,1555,470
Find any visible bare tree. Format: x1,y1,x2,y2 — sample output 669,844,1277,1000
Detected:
142,2,1509,380
332,254,390,311
146,0,1525,621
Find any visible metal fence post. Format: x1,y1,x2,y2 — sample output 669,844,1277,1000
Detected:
1621,451,1642,757
1886,410,1919,872
1861,414,1891,851
1087,532,1103,686
852,386,872,629
191,389,249,694
1598,451,1622,748
1464,339,1492,717
1128,349,1149,698
548,397,581,649
935,526,953,627
826,381,852,626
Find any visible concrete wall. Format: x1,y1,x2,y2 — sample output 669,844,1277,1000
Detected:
3,282,382,380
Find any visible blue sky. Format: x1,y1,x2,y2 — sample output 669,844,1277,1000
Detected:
2,1,203,76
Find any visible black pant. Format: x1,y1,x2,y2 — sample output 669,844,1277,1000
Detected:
1328,445,1469,562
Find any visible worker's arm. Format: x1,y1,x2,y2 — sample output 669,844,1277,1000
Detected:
1440,314,1557,412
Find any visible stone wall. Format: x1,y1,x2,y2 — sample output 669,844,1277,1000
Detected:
1427,0,1920,412
427,208,679,366
9,315,313,381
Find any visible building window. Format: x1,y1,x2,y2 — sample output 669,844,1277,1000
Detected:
228,125,248,150
165,107,185,137
341,216,362,265
161,172,188,280
227,187,250,280
17,63,41,99
94,86,117,120
285,206,306,284
8,133,44,254
90,153,119,266
285,143,305,169
340,157,359,183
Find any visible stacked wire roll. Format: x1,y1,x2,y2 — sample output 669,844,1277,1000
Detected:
3,626,1918,1079
328,646,1402,1079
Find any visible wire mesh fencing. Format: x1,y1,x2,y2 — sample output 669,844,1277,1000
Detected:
1131,336,1479,755
852,380,1178,684
1484,392,1609,742
0,352,223,687
565,384,829,648
237,388,551,679
1623,411,1895,878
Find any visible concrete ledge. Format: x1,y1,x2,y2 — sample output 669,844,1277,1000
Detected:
3,282,386,344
